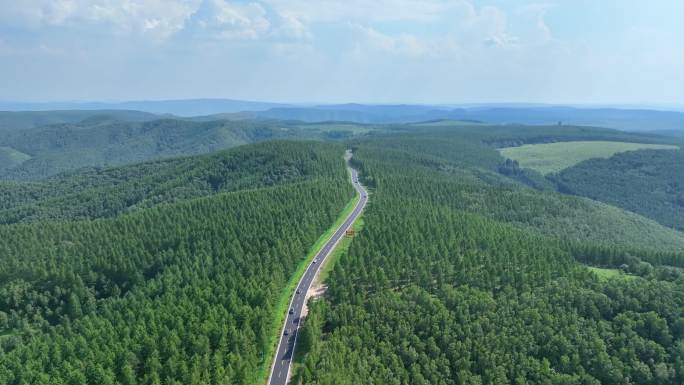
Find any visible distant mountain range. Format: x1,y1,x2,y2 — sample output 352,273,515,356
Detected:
0,99,288,117
2,99,684,132
256,104,684,132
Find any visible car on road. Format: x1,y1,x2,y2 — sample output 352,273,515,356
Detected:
289,308,294,314
296,289,301,294
313,259,318,263
284,328,290,335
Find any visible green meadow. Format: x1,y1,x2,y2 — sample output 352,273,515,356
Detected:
499,141,678,175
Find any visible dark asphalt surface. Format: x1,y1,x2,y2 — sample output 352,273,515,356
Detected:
267,163,368,385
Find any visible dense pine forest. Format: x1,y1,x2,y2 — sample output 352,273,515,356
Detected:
350,130,684,255
553,148,684,231
0,141,346,223
293,130,684,385
1,113,684,385
0,141,354,384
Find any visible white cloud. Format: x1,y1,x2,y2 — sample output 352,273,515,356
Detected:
86,0,199,39
0,0,314,43
0,0,200,39
208,1,271,40
45,0,79,25
265,0,464,23
484,33,519,47
181,1,311,42
0,1,551,48
348,24,430,57
512,3,554,45
14,0,678,105
341,1,553,59
274,12,310,40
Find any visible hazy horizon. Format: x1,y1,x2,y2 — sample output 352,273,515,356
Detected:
2,1,683,105
2,98,684,112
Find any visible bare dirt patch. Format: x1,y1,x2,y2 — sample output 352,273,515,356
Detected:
301,270,328,318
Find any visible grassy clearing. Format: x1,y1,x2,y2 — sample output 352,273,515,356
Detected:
587,266,636,281
257,179,360,384
498,141,679,175
0,146,31,169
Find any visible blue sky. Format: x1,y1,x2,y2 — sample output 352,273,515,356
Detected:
0,0,682,104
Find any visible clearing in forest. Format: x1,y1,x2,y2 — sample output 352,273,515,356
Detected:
498,141,678,175
0,146,31,169
587,266,636,281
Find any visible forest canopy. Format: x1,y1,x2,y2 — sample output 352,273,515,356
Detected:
1,120,683,385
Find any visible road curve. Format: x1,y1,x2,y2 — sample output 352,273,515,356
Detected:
267,153,368,385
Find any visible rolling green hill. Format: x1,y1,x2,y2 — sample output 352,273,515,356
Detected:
0,141,346,223
293,129,684,385
0,112,387,180
2,119,684,385
553,148,684,232
0,118,317,180
0,141,353,385
485,126,684,233
0,110,158,132
352,131,684,254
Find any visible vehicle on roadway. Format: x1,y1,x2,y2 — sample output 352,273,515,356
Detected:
267,162,366,385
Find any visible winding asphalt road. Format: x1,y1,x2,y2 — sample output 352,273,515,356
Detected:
267,155,368,385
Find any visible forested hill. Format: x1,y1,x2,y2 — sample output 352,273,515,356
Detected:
0,117,326,180
2,109,672,181
2,117,684,385
0,141,354,385
552,148,684,231
0,110,158,132
466,121,684,233
0,141,346,223
350,129,684,254
293,130,684,385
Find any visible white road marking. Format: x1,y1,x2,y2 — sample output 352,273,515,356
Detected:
267,158,367,385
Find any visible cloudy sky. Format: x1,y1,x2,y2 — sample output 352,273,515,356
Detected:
0,0,682,104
